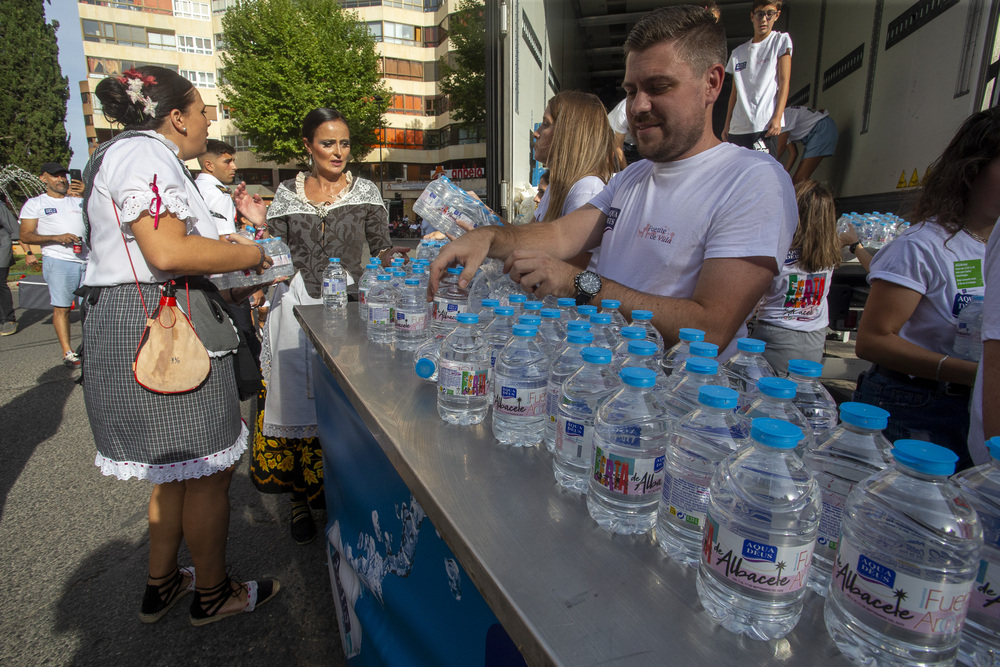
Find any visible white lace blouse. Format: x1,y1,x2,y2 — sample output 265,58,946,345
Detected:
83,131,221,287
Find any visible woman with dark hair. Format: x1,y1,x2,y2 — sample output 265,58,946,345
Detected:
238,107,407,544
854,108,1000,470
82,66,279,625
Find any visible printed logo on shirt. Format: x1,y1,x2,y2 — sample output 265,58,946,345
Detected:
604,207,620,233
636,223,675,244
734,61,747,71
952,291,982,318
782,272,826,320
44,208,57,215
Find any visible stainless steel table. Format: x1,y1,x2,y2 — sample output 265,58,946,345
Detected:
297,304,849,666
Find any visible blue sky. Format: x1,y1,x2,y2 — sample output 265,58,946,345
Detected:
46,0,90,169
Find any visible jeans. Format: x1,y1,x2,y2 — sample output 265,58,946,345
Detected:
854,367,973,471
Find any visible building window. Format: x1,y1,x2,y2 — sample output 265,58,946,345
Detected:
458,125,485,144
367,21,382,41
383,0,442,10
88,57,179,78
177,35,212,55
383,21,416,46
147,29,176,49
341,0,383,6
83,19,178,50
388,94,422,115
425,95,448,116
382,57,423,81
222,134,256,152
211,0,237,11
173,0,210,20
221,105,232,119
83,115,94,126
382,127,425,149
214,32,227,50
180,69,216,88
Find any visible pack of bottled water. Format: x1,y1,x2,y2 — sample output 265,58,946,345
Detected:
836,211,912,251
208,236,295,290
413,175,501,238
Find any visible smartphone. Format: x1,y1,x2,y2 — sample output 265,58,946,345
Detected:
69,168,82,183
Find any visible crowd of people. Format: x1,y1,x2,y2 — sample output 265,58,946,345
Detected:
2,0,995,638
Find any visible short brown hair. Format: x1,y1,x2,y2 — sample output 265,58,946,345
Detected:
623,5,727,75
752,0,782,11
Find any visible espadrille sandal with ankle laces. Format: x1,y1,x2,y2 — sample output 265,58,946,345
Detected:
189,576,280,626
139,566,195,623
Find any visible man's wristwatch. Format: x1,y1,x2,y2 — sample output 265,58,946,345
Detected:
574,270,602,306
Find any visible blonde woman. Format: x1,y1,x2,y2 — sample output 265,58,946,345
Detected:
750,180,841,371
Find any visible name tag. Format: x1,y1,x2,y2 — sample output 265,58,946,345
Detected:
735,61,747,72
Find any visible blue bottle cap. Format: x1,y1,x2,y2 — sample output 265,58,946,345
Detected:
577,305,597,316
892,440,958,476
566,321,592,332
627,340,657,356
736,337,765,353
620,326,645,340
540,308,561,319
391,258,404,265
689,341,719,358
581,347,612,364
557,298,576,307
412,267,426,274
523,301,543,311
751,418,803,449
376,274,391,282
987,436,1000,461
756,376,797,398
788,359,823,377
631,309,653,321
678,328,705,342
329,257,340,263
519,315,542,326
590,313,612,324
392,269,406,277
601,299,621,309
446,266,463,275
404,278,419,286
415,358,436,378
685,357,718,375
456,313,479,324
494,306,515,317
699,385,739,410
512,324,537,337
620,367,657,387
508,295,527,304
839,402,889,430
482,299,500,308
567,332,594,344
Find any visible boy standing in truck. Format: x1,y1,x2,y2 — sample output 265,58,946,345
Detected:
722,0,792,155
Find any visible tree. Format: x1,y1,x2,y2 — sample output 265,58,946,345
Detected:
0,0,72,173
220,0,391,164
439,0,486,128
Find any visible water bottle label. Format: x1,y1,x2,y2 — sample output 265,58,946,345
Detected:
395,309,427,331
969,556,1000,623
555,416,594,460
815,475,852,558
831,537,974,634
331,279,346,294
493,380,546,416
592,444,664,497
322,278,331,294
660,473,709,531
368,306,393,326
702,514,813,596
434,298,467,322
438,362,489,397
272,253,292,267
358,288,368,305
546,383,561,423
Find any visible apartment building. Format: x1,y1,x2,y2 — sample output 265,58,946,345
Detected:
75,0,486,217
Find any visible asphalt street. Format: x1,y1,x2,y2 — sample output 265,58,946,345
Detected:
0,299,346,666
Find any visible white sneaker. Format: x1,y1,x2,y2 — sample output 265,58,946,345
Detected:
63,351,81,367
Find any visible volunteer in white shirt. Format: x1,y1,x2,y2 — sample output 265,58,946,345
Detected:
969,227,1000,465
195,139,239,237
18,162,88,367
774,106,839,184
855,108,1000,470
430,6,797,361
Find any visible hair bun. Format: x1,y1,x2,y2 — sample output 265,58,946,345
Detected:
95,76,144,127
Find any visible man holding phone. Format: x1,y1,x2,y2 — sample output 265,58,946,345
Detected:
18,162,87,366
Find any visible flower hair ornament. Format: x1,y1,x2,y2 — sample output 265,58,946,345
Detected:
118,68,158,119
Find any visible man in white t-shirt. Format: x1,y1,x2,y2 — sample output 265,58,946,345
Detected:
195,139,239,237
430,6,796,360
722,0,792,155
18,162,88,367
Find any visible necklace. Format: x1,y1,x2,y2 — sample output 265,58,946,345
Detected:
963,228,989,244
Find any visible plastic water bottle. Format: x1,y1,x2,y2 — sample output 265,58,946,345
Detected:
600,299,628,334
613,327,647,369
589,313,621,350
357,259,382,324
366,274,396,345
587,367,670,534
667,340,719,390
545,331,594,453
259,237,294,282
722,338,775,410
740,377,816,452
433,266,469,333
661,328,705,379
395,278,430,351
618,340,667,387
801,402,893,596
537,308,566,358
476,298,500,330
658,386,752,566
566,320,591,334
697,418,819,640
507,294,527,318
953,436,1000,667
553,347,621,492
786,360,839,441
414,333,447,383
492,325,549,447
556,297,577,320
322,257,348,309
574,304,597,322
630,310,664,354
666,357,730,420
489,272,526,307
437,313,491,425
825,441,982,666
956,294,985,362
484,306,516,371
522,300,543,317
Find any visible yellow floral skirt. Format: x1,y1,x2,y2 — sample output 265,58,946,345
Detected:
251,387,324,504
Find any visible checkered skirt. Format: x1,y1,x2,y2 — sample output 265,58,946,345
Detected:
82,283,246,483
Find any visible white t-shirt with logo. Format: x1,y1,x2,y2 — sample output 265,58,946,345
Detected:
726,31,794,135
755,249,834,331
534,175,606,222
969,226,1000,465
781,106,829,142
195,172,238,236
588,142,797,359
19,193,87,263
867,221,987,358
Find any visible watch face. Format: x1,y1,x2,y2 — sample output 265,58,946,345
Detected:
578,271,601,294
